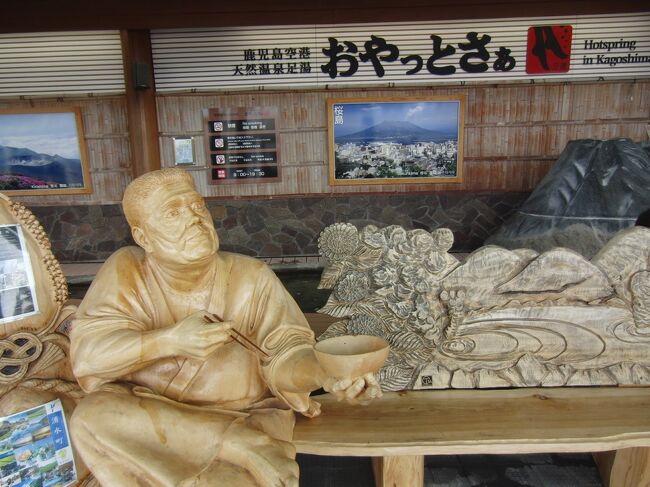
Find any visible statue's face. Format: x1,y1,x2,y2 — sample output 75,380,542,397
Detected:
139,182,219,265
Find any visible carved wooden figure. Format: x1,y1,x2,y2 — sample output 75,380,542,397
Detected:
67,168,381,487
316,223,650,390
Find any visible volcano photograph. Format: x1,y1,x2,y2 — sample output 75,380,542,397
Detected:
0,110,90,194
328,98,464,184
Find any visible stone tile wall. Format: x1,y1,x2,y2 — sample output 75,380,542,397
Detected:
31,192,528,262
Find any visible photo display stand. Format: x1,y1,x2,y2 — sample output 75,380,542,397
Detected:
0,224,39,325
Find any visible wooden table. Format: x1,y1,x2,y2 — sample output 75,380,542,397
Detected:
293,386,650,487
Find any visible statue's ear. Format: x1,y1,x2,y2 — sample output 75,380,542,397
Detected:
132,226,152,252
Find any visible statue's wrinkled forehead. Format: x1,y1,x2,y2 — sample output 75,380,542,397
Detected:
148,180,198,204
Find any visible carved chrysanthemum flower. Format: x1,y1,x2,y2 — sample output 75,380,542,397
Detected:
384,226,407,247
372,264,398,287
334,272,369,302
360,225,386,249
431,228,454,252
411,295,440,338
399,264,431,291
347,314,384,336
387,299,415,319
396,229,434,256
318,223,359,262
424,250,449,274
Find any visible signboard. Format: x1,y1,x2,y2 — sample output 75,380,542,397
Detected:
172,136,196,165
204,107,280,184
151,12,650,91
526,25,573,74
0,399,77,487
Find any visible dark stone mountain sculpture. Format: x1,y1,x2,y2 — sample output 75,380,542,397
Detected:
487,138,650,258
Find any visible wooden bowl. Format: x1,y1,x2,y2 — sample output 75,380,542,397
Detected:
314,335,390,379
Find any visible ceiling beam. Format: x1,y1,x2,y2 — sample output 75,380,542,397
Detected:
1,0,648,33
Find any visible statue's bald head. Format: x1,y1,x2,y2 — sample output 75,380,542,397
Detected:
123,168,195,229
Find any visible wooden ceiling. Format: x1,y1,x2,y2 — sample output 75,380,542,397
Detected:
1,0,648,33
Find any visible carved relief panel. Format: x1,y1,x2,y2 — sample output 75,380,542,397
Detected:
316,223,650,390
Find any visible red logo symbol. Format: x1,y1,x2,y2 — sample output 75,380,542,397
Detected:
526,25,572,74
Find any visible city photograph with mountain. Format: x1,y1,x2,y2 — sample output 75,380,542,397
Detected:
329,98,463,184
0,110,89,194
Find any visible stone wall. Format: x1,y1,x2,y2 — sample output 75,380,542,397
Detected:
31,192,528,262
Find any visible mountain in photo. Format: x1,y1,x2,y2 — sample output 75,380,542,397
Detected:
0,145,84,185
338,120,455,144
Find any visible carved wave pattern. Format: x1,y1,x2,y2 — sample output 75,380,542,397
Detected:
316,224,650,390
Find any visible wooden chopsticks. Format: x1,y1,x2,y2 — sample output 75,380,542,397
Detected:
203,314,270,358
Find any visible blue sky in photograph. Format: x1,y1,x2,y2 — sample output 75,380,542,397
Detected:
0,112,81,159
333,101,459,137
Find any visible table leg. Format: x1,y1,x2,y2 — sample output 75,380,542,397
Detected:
594,448,650,487
371,455,424,487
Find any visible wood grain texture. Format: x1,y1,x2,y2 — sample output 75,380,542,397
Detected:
293,387,650,456
121,30,161,178
158,80,649,199
315,223,650,390
607,447,650,487
372,456,424,487
593,450,616,486
0,79,646,205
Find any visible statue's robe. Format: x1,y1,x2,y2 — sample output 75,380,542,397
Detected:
70,247,317,486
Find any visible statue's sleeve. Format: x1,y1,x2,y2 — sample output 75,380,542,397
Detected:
245,262,318,415
70,248,155,392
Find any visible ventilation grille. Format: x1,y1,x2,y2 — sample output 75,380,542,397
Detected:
0,31,125,97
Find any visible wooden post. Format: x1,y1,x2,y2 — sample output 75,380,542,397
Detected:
594,448,650,487
593,450,617,486
120,29,161,179
371,455,424,487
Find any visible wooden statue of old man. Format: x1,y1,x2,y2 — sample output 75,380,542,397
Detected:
69,168,380,486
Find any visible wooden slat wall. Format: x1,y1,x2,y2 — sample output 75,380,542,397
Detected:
0,96,131,205
0,80,646,206
0,31,125,97
157,79,649,197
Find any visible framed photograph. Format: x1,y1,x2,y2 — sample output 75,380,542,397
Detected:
0,107,92,195
173,136,196,165
327,96,464,186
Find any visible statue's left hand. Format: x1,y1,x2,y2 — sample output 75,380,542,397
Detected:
323,373,382,405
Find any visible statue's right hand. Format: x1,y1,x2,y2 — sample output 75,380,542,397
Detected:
162,311,233,359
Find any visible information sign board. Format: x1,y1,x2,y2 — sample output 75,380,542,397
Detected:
204,107,280,184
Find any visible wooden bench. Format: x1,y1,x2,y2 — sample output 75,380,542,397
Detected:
298,313,650,487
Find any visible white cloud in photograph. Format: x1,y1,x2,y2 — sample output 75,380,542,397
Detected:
0,112,81,160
